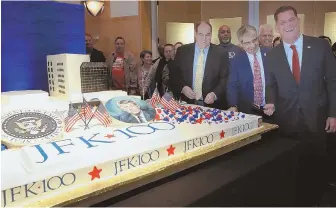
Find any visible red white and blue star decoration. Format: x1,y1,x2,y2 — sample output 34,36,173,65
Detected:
104,134,115,139
154,106,246,125
220,130,225,139
88,166,102,181
166,145,176,156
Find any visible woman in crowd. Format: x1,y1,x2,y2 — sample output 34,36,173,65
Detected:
138,50,152,100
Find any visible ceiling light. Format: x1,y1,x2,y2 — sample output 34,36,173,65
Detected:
84,0,104,17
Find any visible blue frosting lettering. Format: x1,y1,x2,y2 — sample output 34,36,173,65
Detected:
78,133,113,148
51,139,74,155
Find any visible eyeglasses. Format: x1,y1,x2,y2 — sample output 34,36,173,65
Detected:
241,37,258,47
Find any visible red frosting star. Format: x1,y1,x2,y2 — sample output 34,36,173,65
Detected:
104,134,114,139
88,166,102,181
220,130,225,139
167,145,176,156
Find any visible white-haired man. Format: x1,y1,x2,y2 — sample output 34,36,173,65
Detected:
259,24,274,48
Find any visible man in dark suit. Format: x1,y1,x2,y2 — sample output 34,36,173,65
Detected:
170,21,229,109
227,24,270,117
116,100,155,123
86,33,106,62
263,6,336,206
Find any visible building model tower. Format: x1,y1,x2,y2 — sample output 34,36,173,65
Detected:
47,54,90,100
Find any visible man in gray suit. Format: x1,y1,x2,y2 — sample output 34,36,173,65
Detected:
263,6,336,206
117,100,155,123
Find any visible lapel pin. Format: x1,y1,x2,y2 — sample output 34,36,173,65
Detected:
307,46,311,48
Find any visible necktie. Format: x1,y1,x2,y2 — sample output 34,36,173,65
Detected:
137,115,145,123
253,54,263,106
290,45,300,83
194,49,205,100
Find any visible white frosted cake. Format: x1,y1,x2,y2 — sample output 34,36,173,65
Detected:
1,90,263,207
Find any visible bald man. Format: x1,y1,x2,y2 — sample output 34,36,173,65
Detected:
259,24,274,48
218,25,243,59
172,21,229,109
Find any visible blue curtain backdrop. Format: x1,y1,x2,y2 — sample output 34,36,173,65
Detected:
1,1,86,92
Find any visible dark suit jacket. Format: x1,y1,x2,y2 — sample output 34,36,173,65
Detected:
227,47,270,114
90,48,106,62
265,35,336,133
170,43,229,109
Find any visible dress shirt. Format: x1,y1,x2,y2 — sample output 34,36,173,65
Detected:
283,34,303,72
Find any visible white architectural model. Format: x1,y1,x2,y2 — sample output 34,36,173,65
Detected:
47,54,90,101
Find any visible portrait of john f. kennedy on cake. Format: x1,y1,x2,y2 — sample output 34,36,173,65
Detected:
105,97,156,124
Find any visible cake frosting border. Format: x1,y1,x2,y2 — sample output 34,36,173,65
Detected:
2,123,278,207
2,113,265,207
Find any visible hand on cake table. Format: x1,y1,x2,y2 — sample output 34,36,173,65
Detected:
182,86,196,100
228,106,238,112
204,92,216,104
263,104,275,116
325,117,336,133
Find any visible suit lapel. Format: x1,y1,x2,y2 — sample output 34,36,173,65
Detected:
188,43,196,86
260,48,267,70
203,44,213,80
300,35,313,86
242,52,253,83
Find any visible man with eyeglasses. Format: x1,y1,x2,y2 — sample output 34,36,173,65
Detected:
259,24,274,48
171,21,229,109
227,24,270,119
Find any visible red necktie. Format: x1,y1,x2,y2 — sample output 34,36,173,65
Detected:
290,45,300,83
253,54,263,105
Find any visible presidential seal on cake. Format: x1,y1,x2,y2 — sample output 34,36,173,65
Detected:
1,109,63,147
105,96,156,124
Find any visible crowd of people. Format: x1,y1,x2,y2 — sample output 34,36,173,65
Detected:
85,5,336,206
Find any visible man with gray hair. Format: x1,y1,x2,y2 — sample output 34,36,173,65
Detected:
227,24,270,118
259,24,274,48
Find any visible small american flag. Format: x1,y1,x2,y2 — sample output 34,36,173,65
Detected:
160,92,181,111
93,103,111,127
82,98,94,120
65,104,82,132
150,87,161,107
